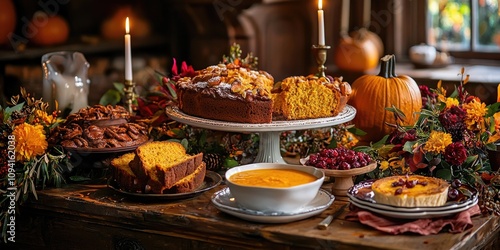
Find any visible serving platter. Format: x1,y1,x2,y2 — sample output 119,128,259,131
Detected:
108,171,222,201
63,139,151,155
211,187,335,223
166,105,356,164
166,105,356,132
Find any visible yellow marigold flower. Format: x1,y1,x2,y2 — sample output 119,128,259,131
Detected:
423,131,452,154
463,99,487,131
12,123,48,162
35,110,55,125
445,97,459,109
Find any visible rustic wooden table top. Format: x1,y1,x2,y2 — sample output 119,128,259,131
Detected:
21,181,500,250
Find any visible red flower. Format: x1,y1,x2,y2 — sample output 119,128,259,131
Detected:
419,85,437,108
444,142,467,166
171,58,195,81
388,129,417,152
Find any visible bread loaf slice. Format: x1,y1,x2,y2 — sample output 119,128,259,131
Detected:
128,141,204,193
111,152,143,193
163,162,206,194
129,141,187,181
144,152,203,193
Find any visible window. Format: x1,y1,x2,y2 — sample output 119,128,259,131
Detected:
427,0,500,53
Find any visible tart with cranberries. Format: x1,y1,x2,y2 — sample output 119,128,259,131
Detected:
371,175,449,207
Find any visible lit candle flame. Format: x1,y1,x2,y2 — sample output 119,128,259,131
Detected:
318,0,322,10
125,17,130,34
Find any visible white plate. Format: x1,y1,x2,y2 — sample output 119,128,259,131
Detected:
211,187,335,223
347,180,479,212
166,105,356,132
349,198,478,219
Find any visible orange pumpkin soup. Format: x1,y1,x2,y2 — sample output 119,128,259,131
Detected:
229,169,317,188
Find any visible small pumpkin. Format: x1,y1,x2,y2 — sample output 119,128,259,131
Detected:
334,33,380,72
101,6,151,40
348,54,422,143
350,28,384,59
31,12,70,46
0,0,16,45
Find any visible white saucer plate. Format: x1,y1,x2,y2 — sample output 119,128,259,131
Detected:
349,197,478,219
211,187,335,223
347,180,479,212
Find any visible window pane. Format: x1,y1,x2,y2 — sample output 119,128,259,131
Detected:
428,0,471,51
474,0,500,51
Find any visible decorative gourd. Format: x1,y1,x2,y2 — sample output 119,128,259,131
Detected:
31,12,69,46
0,0,16,45
348,54,422,143
334,33,380,72
350,28,384,59
101,6,151,40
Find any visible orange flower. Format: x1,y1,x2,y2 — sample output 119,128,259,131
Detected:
462,99,488,132
423,131,452,154
444,97,459,109
12,123,48,162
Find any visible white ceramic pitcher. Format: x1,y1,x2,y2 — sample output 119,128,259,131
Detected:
42,51,90,114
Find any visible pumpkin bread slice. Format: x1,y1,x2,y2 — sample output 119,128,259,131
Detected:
129,141,204,193
163,162,206,194
111,152,143,193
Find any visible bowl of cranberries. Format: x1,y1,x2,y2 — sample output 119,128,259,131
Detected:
301,148,377,196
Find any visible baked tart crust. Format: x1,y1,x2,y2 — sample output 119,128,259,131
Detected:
371,175,449,207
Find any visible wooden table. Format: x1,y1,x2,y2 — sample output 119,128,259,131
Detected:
14,182,500,250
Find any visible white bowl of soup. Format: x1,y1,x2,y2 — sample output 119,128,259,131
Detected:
225,163,325,213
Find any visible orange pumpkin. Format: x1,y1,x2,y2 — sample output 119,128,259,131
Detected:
350,28,384,59
348,54,422,143
0,0,16,45
101,6,151,40
31,12,69,46
334,33,380,72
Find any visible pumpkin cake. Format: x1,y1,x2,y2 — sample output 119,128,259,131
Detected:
371,175,449,207
111,152,142,193
129,141,204,193
110,141,205,194
176,63,275,123
272,75,351,120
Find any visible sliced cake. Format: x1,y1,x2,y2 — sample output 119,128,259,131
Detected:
111,152,142,193
272,75,351,120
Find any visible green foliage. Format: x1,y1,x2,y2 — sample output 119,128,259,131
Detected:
99,83,125,105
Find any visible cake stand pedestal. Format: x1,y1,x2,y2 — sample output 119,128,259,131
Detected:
166,106,356,164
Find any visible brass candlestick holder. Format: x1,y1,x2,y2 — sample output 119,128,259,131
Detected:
312,45,331,77
124,79,135,114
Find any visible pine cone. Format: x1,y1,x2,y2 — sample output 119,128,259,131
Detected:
203,153,224,171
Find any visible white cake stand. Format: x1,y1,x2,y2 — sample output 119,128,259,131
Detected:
166,106,356,164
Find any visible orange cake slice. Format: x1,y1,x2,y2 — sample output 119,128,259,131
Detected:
111,152,142,193
164,162,207,194
129,141,203,193
371,175,449,207
272,75,351,120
